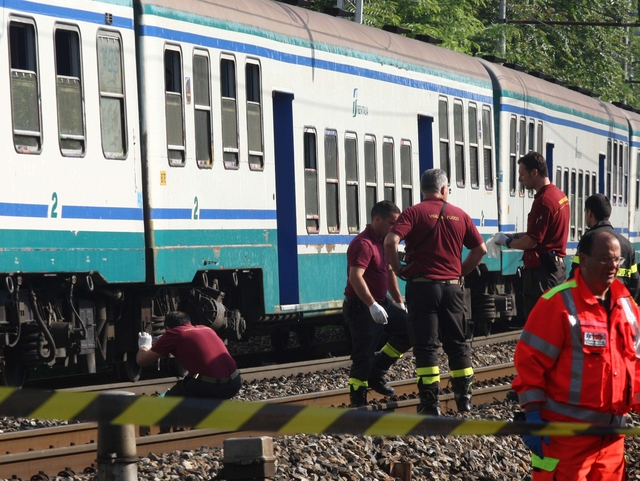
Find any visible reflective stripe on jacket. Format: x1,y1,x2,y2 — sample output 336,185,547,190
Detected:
513,268,640,425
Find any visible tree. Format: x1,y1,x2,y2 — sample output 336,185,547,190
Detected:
307,0,640,108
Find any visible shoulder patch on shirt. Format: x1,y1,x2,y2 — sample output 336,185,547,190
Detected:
583,331,607,347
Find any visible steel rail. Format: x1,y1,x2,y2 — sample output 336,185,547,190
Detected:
0,363,516,479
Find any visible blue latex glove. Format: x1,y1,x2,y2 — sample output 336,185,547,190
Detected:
522,410,550,458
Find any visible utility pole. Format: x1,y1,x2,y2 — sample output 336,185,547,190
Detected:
355,0,363,24
499,0,506,57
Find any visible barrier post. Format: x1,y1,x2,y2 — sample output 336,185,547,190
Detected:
391,461,413,481
222,437,276,480
97,392,138,481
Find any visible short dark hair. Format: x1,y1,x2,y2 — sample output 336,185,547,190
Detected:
165,311,191,329
371,200,400,221
517,152,548,178
579,229,617,256
584,194,611,222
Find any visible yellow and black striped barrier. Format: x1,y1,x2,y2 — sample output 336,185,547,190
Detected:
0,387,638,437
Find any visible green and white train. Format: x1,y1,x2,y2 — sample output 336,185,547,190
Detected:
0,0,637,384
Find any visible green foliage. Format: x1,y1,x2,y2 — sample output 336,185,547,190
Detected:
306,0,640,108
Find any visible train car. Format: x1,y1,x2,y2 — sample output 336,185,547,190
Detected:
478,59,635,330
134,0,500,342
0,0,145,384
614,103,640,258
2,0,639,386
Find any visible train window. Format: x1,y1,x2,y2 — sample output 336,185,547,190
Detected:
528,121,535,152
570,170,576,241
613,140,619,205
304,128,319,234
519,117,526,156
563,168,569,197
165,47,185,166
624,144,629,206
345,133,360,233
325,130,340,233
592,172,596,197
400,140,412,208
555,167,562,192
585,170,590,198
10,19,42,154
97,32,126,158
221,56,239,169
453,100,465,187
364,135,377,223
468,104,479,189
537,122,543,154
577,171,584,239
636,153,640,210
55,27,84,157
618,142,627,205
438,98,450,182
246,61,264,170
482,106,493,190
509,116,517,195
519,117,526,196
383,137,395,201
606,140,612,200
193,52,212,168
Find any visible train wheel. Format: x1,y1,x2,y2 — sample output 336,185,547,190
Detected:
115,352,141,382
1,362,27,387
474,318,493,337
270,328,291,351
294,325,315,349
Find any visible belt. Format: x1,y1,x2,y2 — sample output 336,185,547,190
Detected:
190,369,240,384
410,278,460,284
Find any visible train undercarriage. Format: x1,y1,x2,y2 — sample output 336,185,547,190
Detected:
465,267,522,337
0,271,247,387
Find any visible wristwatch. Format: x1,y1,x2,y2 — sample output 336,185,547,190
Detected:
505,236,513,248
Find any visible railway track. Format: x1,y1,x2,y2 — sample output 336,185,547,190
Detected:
0,331,520,479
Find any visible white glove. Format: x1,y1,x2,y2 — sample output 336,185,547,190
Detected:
485,235,501,259
369,302,389,324
138,332,152,350
493,232,511,246
397,302,407,312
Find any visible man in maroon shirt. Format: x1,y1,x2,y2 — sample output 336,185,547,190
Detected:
493,152,570,324
137,311,241,400
384,169,486,415
344,200,411,407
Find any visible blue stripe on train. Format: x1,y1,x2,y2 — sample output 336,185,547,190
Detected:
150,209,277,220
62,206,143,221
6,0,133,28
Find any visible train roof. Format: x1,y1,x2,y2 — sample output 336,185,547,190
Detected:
613,104,640,139
479,60,626,127
136,0,492,87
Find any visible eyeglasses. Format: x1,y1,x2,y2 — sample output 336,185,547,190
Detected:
594,256,625,267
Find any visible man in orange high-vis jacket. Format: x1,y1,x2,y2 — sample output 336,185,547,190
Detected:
513,230,640,480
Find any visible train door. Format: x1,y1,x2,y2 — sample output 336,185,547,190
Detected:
417,114,434,176
272,91,299,305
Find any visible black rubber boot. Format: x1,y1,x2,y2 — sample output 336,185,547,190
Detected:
368,351,396,396
451,375,473,412
349,385,368,407
417,380,441,416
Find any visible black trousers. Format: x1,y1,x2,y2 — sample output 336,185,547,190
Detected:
165,373,242,399
405,282,471,372
343,296,411,382
521,259,566,324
